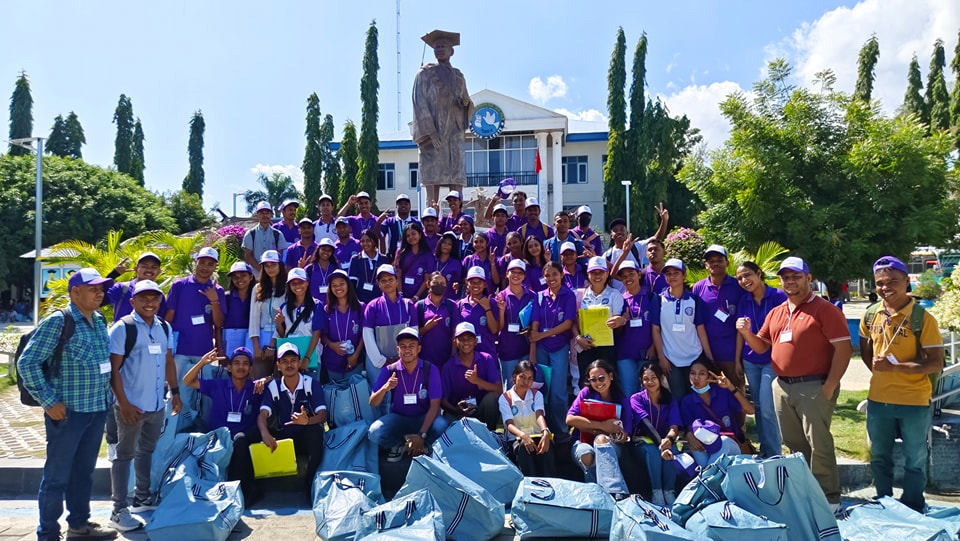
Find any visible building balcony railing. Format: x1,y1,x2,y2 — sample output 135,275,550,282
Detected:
466,171,538,188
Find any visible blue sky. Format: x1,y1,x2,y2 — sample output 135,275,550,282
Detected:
2,0,957,211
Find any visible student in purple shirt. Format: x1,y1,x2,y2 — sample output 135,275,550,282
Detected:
284,218,319,269
692,245,745,392
485,204,511,258
165,246,226,433
223,262,256,356
455,214,476,260
530,261,577,438
522,236,548,292
572,205,603,256
416,273,458,367
396,222,436,301
560,242,587,291
273,199,301,244
368,327,447,462
483,190,527,232
320,270,365,382
457,266,500,359
277,268,324,375
432,232,462,300
461,233,500,295
516,197,554,241
305,238,337,305
617,261,654,398
421,208,442,252
362,265,419,389
628,362,681,506
338,191,380,240
348,229,390,304
439,190,466,233
680,358,753,467
496,259,537,386
103,252,167,322
333,218,361,270
441,322,503,430
642,239,669,296
496,232,524,290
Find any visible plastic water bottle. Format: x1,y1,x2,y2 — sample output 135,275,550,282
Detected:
342,340,354,355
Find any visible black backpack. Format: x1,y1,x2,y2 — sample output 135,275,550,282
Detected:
15,309,75,407
119,314,171,367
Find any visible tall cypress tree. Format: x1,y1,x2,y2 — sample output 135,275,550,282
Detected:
603,28,628,229
357,20,380,209
130,118,145,184
183,111,205,196
951,31,960,150
854,35,880,102
302,93,324,219
626,33,649,232
113,94,134,174
8,72,33,156
46,115,70,157
902,55,926,121
926,39,951,131
320,113,340,202
65,111,85,159
339,120,360,204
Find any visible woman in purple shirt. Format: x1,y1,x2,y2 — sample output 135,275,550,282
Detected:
680,358,754,467
305,238,337,306
616,261,655,398
456,266,500,359
530,261,576,437
628,362,681,506
462,233,500,296
496,232,523,289
321,270,365,382
456,214,476,260
432,232,462,301
362,265,419,390
223,262,255,356
522,236,548,292
396,223,436,301
348,229,390,304
496,259,537,387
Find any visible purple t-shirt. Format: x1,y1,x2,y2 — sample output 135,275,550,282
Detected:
562,264,587,291
223,289,252,330
736,286,787,365
199,378,261,436
524,262,548,292
347,214,378,241
440,211,465,234
417,297,458,367
692,275,745,363
273,221,300,244
571,226,603,255
166,275,226,356
507,213,525,231
363,295,418,328
644,265,668,296
284,241,318,269
398,249,436,299
334,238,361,269
106,279,167,322
531,287,577,352
567,386,635,441
457,297,499,358
432,256,462,301
321,304,364,374
680,386,743,439
629,390,681,439
424,233,441,253
497,287,536,361
306,261,338,306
462,253,497,294
375,359,442,417
517,221,555,242
485,228,510,258
441,351,501,404
619,288,653,358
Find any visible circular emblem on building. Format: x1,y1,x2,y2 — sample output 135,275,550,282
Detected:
470,103,505,140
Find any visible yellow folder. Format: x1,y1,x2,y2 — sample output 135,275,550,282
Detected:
249,439,298,479
579,306,614,347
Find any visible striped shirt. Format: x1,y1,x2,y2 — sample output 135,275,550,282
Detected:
17,303,113,412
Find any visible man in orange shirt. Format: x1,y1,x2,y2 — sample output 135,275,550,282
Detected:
737,257,851,510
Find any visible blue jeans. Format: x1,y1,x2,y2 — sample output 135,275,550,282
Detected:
744,361,781,457
537,344,571,437
368,412,449,449
501,357,524,389
174,354,203,432
38,409,108,540
629,442,677,492
617,357,645,399
572,440,628,495
867,400,931,511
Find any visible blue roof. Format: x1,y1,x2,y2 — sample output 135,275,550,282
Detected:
566,132,608,142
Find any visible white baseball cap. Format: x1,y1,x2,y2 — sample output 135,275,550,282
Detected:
254,201,273,213
376,264,397,278
507,259,527,272
422,208,438,219
278,342,300,358
576,205,592,217
466,266,486,281
131,279,163,296
396,193,411,202
526,197,540,209
259,250,280,264
287,268,308,283
194,247,219,262
587,256,608,273
446,191,462,201
454,322,477,337
560,242,577,254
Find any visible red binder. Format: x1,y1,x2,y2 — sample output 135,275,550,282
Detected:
579,399,622,443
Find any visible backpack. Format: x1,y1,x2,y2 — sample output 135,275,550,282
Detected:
15,309,75,407
251,227,282,250
120,314,171,367
519,222,550,239
863,301,940,385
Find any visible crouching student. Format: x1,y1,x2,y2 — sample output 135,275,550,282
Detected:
680,358,752,467
258,343,326,495
441,322,503,430
499,361,556,477
368,327,447,462
183,346,264,506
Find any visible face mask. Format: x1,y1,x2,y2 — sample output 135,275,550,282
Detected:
429,284,446,296
691,384,711,395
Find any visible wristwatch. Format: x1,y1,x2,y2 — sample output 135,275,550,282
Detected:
170,387,180,395
419,432,428,440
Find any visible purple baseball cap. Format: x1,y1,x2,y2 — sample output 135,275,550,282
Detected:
68,268,114,292
873,256,908,275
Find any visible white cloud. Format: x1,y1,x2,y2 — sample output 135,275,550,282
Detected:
553,108,608,123
528,75,568,103
780,0,960,114
250,164,305,190
659,81,747,150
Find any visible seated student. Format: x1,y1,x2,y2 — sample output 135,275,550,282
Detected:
499,361,556,477
679,358,753,467
368,327,447,462
628,362,681,506
183,347,264,506
441,322,503,430
257,343,327,494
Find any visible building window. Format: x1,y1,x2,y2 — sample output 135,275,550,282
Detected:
463,134,539,187
377,163,395,190
408,162,418,189
562,156,588,184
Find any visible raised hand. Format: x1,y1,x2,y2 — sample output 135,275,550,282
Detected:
285,405,310,426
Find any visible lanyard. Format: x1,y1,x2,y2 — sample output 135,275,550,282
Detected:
879,311,909,356
665,290,684,324
335,306,353,342
229,386,247,414
312,262,333,286
400,365,421,395
387,296,407,326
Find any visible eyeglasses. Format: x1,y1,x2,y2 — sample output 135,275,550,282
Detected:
587,375,608,384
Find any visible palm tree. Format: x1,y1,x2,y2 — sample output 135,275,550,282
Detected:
684,241,789,286
243,172,301,215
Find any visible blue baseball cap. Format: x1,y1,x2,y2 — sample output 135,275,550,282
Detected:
873,256,908,275
68,268,114,292
778,257,809,275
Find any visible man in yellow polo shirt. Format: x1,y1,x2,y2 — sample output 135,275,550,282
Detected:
859,255,944,512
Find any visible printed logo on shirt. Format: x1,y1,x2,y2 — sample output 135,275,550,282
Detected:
558,311,564,320
727,305,737,316
722,415,732,429
684,306,694,316
352,321,360,334
417,267,424,276
445,316,451,326
205,304,212,314
480,315,487,326
418,387,428,399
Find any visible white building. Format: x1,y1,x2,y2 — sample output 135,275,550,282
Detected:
359,89,611,227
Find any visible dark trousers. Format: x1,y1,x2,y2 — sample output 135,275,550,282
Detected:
512,438,557,478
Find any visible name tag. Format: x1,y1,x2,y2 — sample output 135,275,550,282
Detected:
191,315,206,326
227,412,242,423
779,331,793,343
476,335,482,343
887,353,899,365
318,286,329,294
363,283,374,291
465,397,477,407
340,263,350,269
539,277,547,286
404,277,415,285
148,344,162,355
99,362,112,374
508,323,520,333
671,323,686,332
714,309,729,322
541,327,551,333
630,318,643,328
403,393,417,405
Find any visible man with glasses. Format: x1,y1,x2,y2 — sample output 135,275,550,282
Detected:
737,257,850,512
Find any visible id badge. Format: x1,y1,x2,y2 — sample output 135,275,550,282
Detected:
714,309,729,322
99,362,112,374
508,323,520,333
318,286,329,294
148,343,162,355
340,262,350,270
227,412,242,423
363,283,374,291
779,331,793,343
404,277,415,286
191,315,206,326
887,353,899,365
671,323,685,332
630,318,643,328
465,397,477,407
539,277,547,286
403,393,417,405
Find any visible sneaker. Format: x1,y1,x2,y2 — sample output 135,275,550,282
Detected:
650,489,666,506
106,443,117,462
386,444,406,463
108,509,144,533
830,502,843,519
663,490,676,506
129,496,158,513
66,521,118,539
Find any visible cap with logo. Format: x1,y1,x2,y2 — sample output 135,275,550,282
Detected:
68,268,114,292
131,279,162,296
194,247,219,262
466,266,486,281
454,322,477,337
576,205,592,217
507,259,527,272
396,326,421,343
278,342,300,358
137,252,161,265
663,258,686,273
259,250,280,264
254,201,273,213
228,262,253,275
287,268,309,283
587,256,608,273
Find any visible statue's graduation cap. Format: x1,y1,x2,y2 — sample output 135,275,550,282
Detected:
421,29,460,47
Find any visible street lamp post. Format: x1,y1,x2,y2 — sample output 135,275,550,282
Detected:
233,192,246,217
11,137,44,326
621,180,632,233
